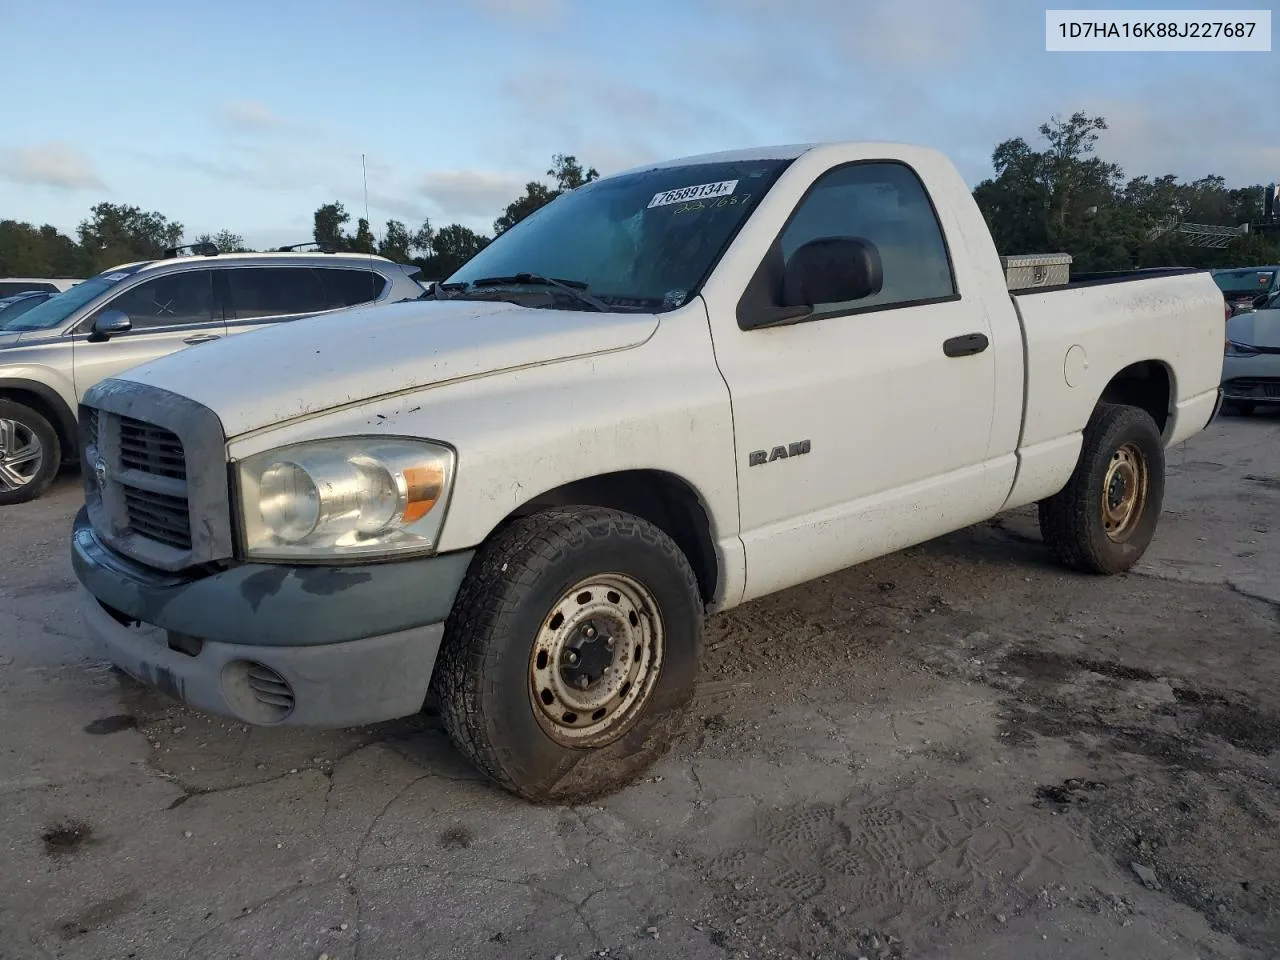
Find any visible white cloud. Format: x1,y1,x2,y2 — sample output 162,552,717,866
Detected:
216,99,288,134
419,170,529,221
0,142,105,191
1075,79,1280,186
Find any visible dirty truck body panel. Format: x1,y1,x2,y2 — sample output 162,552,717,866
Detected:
70,140,1224,759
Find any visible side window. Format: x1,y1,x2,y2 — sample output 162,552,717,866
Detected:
778,161,956,315
318,268,387,308
227,267,327,320
99,270,216,330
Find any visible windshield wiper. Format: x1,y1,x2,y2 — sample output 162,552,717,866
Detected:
445,273,610,312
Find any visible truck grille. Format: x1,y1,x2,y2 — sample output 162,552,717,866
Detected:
123,486,192,550
116,418,192,550
81,381,234,573
119,417,187,480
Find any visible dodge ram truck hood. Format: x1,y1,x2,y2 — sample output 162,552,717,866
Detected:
115,298,659,437
1229,309,1280,349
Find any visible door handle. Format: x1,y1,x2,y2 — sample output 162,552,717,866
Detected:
942,333,989,357
183,334,221,345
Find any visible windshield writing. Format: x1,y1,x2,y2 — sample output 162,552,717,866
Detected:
443,158,792,311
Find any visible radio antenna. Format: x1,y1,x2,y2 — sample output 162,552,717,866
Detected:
362,152,376,298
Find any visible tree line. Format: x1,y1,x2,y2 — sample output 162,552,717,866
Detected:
1,116,1276,283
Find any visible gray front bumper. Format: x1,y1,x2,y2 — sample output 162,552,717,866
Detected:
71,508,475,727
1221,353,1280,404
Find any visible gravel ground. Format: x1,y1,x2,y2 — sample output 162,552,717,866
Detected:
1,409,1277,960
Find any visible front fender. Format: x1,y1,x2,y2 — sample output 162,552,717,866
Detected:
0,366,79,452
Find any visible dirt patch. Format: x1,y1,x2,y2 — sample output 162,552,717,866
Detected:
83,714,138,735
438,825,475,850
41,820,96,858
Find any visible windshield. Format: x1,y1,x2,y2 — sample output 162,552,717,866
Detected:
443,157,792,312
1214,269,1276,296
3,268,139,331
0,295,50,329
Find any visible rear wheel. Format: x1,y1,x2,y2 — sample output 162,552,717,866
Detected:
1038,403,1165,574
432,506,704,803
0,400,60,506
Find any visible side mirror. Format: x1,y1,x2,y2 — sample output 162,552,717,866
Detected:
783,236,883,308
88,310,132,343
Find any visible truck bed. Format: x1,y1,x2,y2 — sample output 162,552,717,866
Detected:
1000,267,1226,511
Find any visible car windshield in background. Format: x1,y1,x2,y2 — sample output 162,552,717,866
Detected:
442,158,793,312
0,295,52,329
1214,269,1276,295
3,269,138,331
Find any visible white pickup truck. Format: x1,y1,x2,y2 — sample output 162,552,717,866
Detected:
71,141,1225,802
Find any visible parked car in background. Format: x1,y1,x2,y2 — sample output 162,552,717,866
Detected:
69,140,1225,802
0,278,82,296
0,290,57,328
1213,265,1280,316
0,247,426,503
1222,295,1280,414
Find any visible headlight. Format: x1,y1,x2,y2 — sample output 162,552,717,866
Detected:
1225,339,1259,357
236,437,455,561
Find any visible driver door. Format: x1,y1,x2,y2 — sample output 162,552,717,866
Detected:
71,268,227,401
710,159,1003,601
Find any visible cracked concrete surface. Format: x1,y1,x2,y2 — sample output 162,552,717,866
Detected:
1,409,1278,960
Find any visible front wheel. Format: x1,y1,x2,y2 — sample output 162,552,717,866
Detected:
1038,403,1165,574
0,400,60,506
432,506,704,803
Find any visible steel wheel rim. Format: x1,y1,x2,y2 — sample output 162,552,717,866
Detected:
529,572,665,747
1101,441,1148,542
0,418,43,491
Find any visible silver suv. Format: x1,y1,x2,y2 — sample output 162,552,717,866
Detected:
0,246,426,504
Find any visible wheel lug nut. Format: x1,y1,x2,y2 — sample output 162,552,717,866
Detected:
577,676,589,690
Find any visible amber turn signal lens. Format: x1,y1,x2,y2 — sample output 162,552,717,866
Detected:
402,464,444,523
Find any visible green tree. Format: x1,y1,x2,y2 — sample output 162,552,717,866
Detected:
378,219,412,262
350,217,377,254
313,202,351,249
76,203,184,270
431,224,490,276
494,181,558,236
0,221,91,277
493,152,600,235
974,110,1280,271
549,153,599,191
193,230,249,253
409,218,435,257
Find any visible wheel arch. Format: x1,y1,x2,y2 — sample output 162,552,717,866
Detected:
493,469,721,608
0,378,78,464
1095,360,1174,436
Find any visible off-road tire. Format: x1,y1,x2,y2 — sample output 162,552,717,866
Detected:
432,506,704,804
1038,403,1165,575
0,400,60,506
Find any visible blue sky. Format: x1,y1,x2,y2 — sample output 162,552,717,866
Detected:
2,0,1276,252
